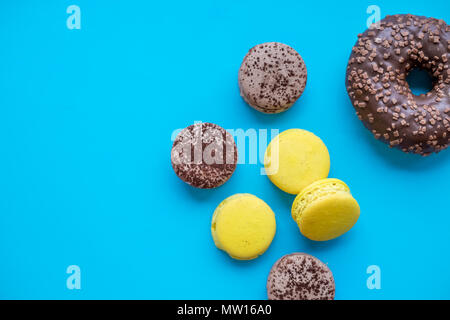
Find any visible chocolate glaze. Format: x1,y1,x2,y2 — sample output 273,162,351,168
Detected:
267,253,335,300
346,14,449,155
239,42,307,114
171,123,237,189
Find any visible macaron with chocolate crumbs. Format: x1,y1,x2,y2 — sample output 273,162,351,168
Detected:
238,42,307,114
267,253,335,300
171,122,238,189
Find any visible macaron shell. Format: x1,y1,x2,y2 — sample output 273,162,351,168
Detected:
264,129,330,194
299,192,360,241
171,122,238,189
267,253,335,300
211,194,276,260
238,42,307,114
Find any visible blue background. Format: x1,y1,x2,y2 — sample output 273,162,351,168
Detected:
0,0,449,300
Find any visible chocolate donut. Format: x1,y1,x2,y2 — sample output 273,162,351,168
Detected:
171,122,238,189
238,42,307,114
346,14,450,155
266,253,335,300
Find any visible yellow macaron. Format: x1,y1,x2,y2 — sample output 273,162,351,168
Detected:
211,193,276,260
291,178,360,241
264,129,330,194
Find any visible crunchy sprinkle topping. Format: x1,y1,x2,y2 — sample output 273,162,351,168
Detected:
346,14,449,155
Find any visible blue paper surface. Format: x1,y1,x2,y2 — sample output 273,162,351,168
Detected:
0,0,449,299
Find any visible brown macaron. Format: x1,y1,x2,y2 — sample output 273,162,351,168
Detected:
171,122,238,189
267,253,335,300
238,42,307,114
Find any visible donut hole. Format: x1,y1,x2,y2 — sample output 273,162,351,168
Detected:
406,68,434,96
